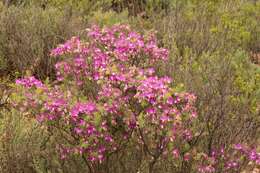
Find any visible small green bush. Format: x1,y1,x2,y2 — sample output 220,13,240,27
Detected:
0,6,85,80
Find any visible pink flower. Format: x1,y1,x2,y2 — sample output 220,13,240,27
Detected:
234,144,243,150
16,76,45,89
172,149,180,158
70,102,97,119
184,153,191,161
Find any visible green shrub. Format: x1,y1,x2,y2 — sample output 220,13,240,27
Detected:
170,48,259,163
0,6,85,80
150,0,260,58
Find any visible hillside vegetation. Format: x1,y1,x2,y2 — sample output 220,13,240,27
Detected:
0,0,259,173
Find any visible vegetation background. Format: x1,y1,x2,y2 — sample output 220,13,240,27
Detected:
0,0,259,172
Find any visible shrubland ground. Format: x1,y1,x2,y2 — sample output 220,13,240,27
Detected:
0,0,259,173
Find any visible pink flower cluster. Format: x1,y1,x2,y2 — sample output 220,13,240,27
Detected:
136,76,171,104
16,76,45,89
234,144,260,165
51,25,169,86
197,144,260,173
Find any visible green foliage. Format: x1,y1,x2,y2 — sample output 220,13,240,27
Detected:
46,0,112,16
151,0,260,57
88,10,129,27
172,48,259,153
0,5,85,79
0,0,259,172
0,108,92,172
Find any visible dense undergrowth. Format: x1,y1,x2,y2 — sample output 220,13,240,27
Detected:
0,0,259,173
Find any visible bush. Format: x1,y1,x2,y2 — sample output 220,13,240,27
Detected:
150,0,260,58
0,5,85,80
165,48,260,172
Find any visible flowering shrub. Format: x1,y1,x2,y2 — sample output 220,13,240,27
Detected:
196,144,260,173
12,25,259,172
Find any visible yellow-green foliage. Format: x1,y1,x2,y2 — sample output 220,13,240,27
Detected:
88,10,129,26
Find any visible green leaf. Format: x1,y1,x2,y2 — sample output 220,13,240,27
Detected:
137,112,145,128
